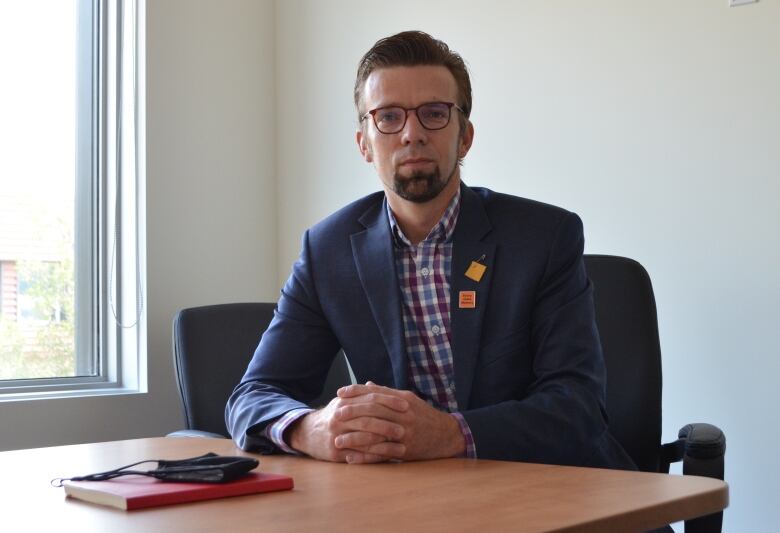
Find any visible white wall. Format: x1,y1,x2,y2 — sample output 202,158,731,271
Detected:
275,1,779,531
0,0,279,449
144,0,279,434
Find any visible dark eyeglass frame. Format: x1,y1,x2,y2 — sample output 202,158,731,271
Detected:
361,101,464,134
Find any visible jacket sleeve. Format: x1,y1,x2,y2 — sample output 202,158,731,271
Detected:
225,229,341,452
460,213,635,469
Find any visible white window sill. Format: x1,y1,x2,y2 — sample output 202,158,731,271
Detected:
0,387,146,403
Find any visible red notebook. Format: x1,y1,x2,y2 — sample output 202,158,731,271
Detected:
63,472,294,510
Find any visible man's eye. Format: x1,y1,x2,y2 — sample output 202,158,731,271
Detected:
420,105,448,121
377,110,401,123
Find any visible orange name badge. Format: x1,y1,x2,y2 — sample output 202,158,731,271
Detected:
459,290,476,309
464,261,486,282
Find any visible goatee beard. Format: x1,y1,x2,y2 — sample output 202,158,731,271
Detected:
392,162,457,204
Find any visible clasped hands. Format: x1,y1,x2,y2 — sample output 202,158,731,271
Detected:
287,382,465,463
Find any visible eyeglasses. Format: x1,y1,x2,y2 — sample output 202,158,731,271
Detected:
361,102,464,134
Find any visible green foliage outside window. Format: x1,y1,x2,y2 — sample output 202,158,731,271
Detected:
0,257,75,380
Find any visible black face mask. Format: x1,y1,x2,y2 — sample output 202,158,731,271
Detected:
52,453,259,486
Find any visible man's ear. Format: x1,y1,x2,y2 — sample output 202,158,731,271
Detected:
458,120,475,159
356,129,373,163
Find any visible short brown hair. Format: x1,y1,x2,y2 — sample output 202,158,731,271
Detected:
354,31,472,121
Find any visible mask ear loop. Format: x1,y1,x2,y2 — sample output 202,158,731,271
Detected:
51,459,160,487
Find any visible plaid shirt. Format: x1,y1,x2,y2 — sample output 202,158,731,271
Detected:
266,190,476,458
388,188,476,458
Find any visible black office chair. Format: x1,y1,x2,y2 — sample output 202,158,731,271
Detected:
169,302,351,439
585,254,726,533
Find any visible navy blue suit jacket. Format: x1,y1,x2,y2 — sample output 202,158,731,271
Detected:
226,184,635,469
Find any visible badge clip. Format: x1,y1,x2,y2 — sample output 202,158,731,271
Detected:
464,254,487,282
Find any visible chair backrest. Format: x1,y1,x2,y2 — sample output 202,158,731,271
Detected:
173,303,351,436
584,254,663,473
173,303,276,436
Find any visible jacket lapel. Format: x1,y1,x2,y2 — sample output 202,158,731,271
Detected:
350,199,408,389
450,185,494,409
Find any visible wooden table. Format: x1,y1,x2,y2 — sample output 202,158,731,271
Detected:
1,437,727,532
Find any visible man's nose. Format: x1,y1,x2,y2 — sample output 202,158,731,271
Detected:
400,110,428,145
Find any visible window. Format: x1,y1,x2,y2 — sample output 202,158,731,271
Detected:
0,0,145,396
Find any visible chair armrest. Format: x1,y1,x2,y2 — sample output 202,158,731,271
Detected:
679,423,726,479
166,429,228,439
659,423,726,477
675,424,726,533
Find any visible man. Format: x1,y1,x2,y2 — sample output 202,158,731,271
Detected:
226,30,634,469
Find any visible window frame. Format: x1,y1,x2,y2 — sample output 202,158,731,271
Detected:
0,0,146,399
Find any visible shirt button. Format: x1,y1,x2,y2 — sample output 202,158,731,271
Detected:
421,267,430,277
431,324,441,335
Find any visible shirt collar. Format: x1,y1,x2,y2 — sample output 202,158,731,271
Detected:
386,187,462,248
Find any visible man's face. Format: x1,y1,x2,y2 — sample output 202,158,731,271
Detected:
356,65,474,204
